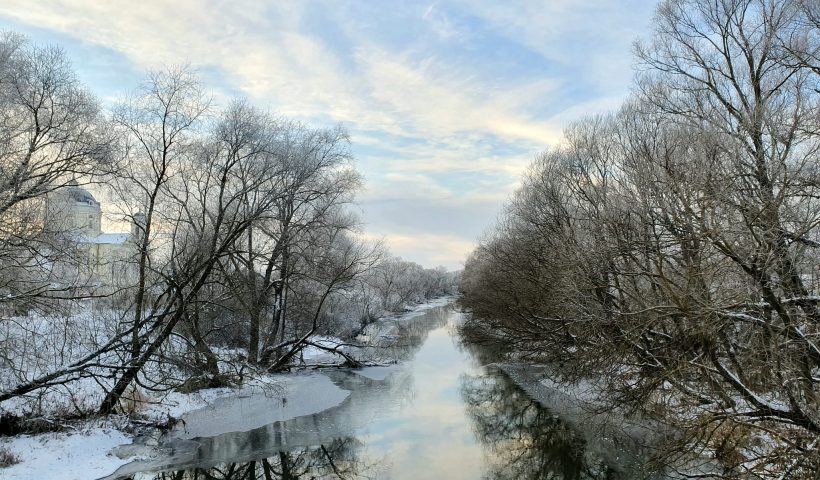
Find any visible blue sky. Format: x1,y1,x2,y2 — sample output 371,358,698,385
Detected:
0,1,657,269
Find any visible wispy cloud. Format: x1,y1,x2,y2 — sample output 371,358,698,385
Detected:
422,4,465,41
0,0,656,268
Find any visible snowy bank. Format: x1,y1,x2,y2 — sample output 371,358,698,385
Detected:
0,372,350,480
1,426,132,480
498,363,660,467
0,297,454,480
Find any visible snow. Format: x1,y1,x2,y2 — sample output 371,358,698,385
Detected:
88,233,130,245
140,385,237,420
1,427,132,480
298,335,346,364
713,360,790,413
0,308,123,417
396,296,454,318
783,295,820,303
77,233,130,245
719,310,766,325
0,296,455,479
0,373,351,480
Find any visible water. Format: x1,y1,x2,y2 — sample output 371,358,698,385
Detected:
110,304,651,479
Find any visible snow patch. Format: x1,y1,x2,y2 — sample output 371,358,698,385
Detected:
140,385,237,421
298,335,346,364
1,427,131,480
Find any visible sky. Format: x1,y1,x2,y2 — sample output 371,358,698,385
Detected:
0,1,657,270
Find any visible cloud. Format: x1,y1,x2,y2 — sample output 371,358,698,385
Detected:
0,0,655,268
355,184,509,269
453,0,653,83
360,231,477,269
422,4,464,41
352,46,564,146
0,0,563,143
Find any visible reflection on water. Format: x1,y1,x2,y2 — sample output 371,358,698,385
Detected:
146,438,371,479
115,305,654,479
462,369,626,479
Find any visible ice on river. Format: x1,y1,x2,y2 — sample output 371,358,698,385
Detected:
174,372,349,439
351,365,401,381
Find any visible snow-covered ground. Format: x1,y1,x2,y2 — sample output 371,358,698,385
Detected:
386,296,453,320
0,372,350,480
1,426,132,480
0,296,454,480
297,335,348,364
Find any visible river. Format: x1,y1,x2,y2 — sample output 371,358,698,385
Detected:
107,303,655,479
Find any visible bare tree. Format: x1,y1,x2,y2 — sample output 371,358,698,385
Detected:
460,0,820,475
106,65,209,381
266,221,381,370
98,93,290,412
220,122,360,364
0,32,111,312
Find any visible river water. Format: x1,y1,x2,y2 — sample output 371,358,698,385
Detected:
110,303,654,479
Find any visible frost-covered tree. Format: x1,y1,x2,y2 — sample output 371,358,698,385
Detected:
460,0,820,475
0,32,111,312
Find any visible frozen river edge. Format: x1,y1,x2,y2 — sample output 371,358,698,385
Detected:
0,297,454,480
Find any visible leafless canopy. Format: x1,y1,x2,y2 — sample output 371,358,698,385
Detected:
460,0,820,477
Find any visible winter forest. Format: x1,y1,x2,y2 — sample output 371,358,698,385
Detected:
460,1,820,477
1,0,819,479
0,30,456,427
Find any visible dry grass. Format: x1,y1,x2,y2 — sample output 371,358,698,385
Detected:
0,446,20,468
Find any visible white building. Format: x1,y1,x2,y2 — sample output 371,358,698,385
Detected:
46,182,134,283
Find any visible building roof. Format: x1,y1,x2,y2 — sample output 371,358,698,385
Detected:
80,233,130,245
64,185,100,207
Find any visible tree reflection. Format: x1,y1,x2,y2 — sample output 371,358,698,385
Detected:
363,304,451,362
143,438,372,480
460,369,626,480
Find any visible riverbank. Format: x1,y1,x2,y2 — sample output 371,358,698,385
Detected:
497,363,661,471
108,303,666,479
0,297,454,480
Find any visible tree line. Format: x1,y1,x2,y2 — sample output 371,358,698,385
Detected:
459,0,820,477
0,32,457,419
